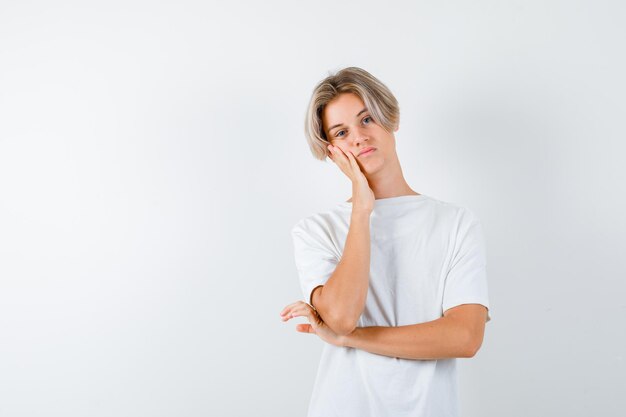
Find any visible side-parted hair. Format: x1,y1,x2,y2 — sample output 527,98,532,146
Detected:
304,67,400,161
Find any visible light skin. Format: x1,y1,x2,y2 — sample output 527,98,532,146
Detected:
280,92,488,360
320,92,419,203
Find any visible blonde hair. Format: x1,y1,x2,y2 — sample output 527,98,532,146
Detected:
304,67,400,161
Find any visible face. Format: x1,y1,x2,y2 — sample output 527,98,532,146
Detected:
322,92,397,173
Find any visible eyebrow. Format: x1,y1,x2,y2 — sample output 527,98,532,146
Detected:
328,108,368,132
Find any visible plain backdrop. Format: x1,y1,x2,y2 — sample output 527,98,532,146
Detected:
1,1,625,416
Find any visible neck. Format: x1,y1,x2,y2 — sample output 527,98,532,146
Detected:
347,158,418,202
368,153,417,198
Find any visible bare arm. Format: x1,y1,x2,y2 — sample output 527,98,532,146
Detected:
340,304,488,360
311,210,371,336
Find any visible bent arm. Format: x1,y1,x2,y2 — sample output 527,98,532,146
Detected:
341,304,488,360
311,211,371,336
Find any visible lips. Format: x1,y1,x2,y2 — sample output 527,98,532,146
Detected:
358,147,376,156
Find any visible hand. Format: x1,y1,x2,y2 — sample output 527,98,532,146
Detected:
327,144,374,214
280,300,345,347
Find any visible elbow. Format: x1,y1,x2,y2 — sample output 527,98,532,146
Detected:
313,307,355,336
336,321,357,337
463,334,484,358
464,344,479,358
327,315,358,337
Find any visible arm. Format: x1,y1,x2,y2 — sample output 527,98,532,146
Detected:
311,210,371,336
341,304,488,360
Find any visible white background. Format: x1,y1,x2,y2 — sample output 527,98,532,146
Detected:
1,1,625,416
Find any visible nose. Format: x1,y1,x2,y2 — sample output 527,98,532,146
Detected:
352,125,369,147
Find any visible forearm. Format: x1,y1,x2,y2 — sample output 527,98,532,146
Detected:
341,316,474,360
315,211,370,333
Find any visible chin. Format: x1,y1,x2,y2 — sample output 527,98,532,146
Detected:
361,157,384,174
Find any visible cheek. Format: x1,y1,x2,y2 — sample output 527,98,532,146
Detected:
339,145,354,156
330,142,346,152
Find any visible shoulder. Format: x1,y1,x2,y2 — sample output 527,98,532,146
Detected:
291,210,337,237
424,196,482,230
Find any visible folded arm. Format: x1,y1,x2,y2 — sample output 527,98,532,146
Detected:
340,304,488,360
311,211,371,336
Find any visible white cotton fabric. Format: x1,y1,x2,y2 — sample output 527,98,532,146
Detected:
291,194,491,417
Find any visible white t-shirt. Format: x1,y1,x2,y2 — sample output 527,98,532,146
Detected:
291,194,491,417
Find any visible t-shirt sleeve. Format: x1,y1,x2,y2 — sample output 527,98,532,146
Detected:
442,209,492,323
291,220,340,306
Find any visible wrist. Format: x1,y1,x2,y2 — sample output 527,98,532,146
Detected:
350,210,372,220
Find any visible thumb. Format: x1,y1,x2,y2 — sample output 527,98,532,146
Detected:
296,324,316,334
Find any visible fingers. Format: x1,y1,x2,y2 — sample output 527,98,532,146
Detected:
280,301,318,323
281,302,318,335
343,148,361,171
280,300,314,322
328,145,346,162
280,301,302,317
328,145,357,176
288,303,314,321
329,144,349,158
329,144,363,172
327,145,341,165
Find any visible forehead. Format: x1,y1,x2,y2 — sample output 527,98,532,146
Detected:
322,93,366,130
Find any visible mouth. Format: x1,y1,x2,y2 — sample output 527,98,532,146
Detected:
358,147,376,157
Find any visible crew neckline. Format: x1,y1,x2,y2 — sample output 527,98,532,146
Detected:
337,193,428,209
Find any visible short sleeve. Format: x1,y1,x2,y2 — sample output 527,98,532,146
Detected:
442,210,492,323
291,221,340,306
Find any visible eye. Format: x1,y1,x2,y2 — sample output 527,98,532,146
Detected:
335,130,346,138
362,116,372,124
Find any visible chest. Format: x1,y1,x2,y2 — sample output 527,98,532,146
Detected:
355,230,452,326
